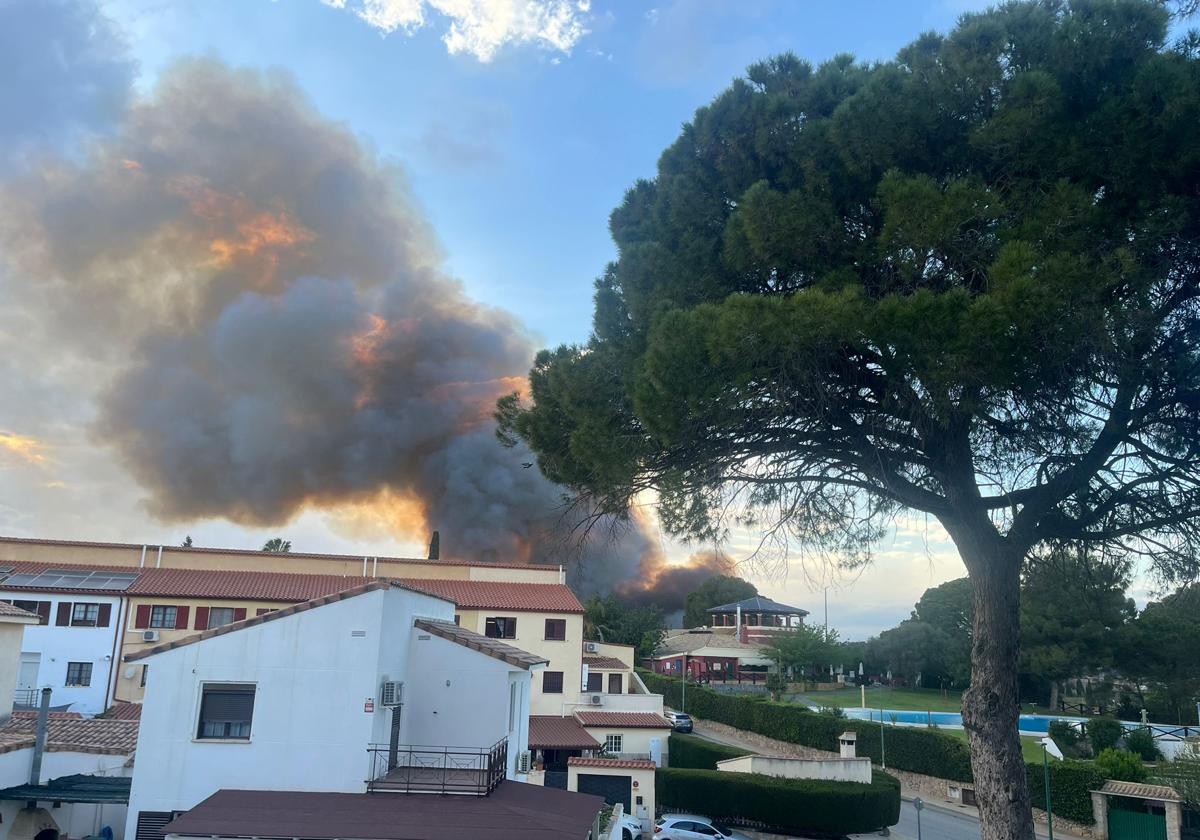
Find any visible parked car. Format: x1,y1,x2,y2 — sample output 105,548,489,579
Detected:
653,814,750,839
664,711,693,733
614,812,643,840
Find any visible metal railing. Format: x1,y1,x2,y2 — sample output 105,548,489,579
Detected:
366,737,507,795
12,689,40,708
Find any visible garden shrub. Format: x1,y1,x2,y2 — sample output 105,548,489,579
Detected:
1025,760,1107,823
1088,717,1123,754
1095,748,1146,782
669,733,750,769
1125,728,1162,761
656,768,901,835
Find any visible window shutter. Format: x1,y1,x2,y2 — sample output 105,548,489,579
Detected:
97,603,112,628
194,607,209,630
134,605,152,629
36,602,51,625
56,602,72,626
233,607,247,622
174,606,190,629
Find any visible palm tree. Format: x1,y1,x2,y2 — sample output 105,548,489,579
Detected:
261,537,291,553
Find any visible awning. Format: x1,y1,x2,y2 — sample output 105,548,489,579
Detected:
528,716,601,751
0,774,131,804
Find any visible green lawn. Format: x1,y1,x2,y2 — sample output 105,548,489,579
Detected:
937,727,1049,764
799,685,966,712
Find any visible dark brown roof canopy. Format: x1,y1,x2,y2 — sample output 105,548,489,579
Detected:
164,785,605,840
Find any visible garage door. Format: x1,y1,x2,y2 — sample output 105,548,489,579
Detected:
577,773,631,810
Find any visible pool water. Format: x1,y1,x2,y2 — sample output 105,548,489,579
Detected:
843,708,1083,734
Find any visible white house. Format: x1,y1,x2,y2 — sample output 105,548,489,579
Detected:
0,568,136,715
123,580,600,840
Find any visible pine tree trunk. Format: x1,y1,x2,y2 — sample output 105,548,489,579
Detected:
1049,680,1060,713
948,523,1036,840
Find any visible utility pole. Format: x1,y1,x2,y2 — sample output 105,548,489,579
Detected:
824,586,829,633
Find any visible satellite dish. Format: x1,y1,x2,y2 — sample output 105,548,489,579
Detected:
123,666,137,680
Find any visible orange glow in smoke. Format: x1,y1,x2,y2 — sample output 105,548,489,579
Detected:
0,432,47,465
324,489,430,546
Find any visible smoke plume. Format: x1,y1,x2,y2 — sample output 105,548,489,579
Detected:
0,2,730,603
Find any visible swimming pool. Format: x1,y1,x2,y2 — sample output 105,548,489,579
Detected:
842,707,1084,734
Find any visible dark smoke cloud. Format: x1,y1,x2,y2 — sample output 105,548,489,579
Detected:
0,0,135,168
616,549,734,624
0,8,736,598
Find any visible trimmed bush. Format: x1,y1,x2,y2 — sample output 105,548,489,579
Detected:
1095,748,1146,782
1125,728,1162,762
669,733,750,770
1088,717,1123,754
656,767,901,835
640,669,973,781
1025,760,1106,824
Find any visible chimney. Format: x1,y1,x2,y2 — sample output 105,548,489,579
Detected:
29,687,50,785
427,530,440,560
839,731,857,760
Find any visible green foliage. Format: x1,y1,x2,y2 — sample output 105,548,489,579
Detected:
683,575,757,628
1088,718,1124,754
1047,721,1086,758
668,733,751,769
764,672,789,700
656,768,901,835
1124,729,1162,761
1116,585,1200,725
261,537,291,552
583,595,665,658
1149,739,1200,806
1025,761,1108,824
1095,748,1146,782
763,624,840,679
868,619,966,689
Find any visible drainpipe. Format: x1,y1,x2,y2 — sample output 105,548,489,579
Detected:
29,687,50,786
372,557,378,577
138,545,147,568
155,545,163,568
362,556,368,576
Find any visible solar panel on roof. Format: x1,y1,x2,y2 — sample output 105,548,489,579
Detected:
1,569,139,591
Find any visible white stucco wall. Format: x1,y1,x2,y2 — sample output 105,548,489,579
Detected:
567,763,656,830
0,748,132,840
716,754,873,784
584,727,669,762
0,621,30,719
0,591,124,715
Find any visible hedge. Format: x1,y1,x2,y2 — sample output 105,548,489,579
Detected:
669,733,751,769
640,670,973,781
657,767,901,835
642,670,1102,824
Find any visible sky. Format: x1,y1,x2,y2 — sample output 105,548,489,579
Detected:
0,0,1162,639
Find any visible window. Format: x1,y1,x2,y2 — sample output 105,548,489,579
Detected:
544,618,566,640
542,671,563,694
149,606,178,629
453,614,461,625
197,684,255,740
207,607,236,628
255,608,276,617
604,734,623,754
71,602,100,626
484,617,516,639
586,672,603,692
608,673,623,694
65,662,92,686
9,600,49,625
141,665,149,687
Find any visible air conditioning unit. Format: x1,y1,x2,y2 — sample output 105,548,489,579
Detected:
589,694,603,706
584,642,599,653
516,751,531,773
142,630,160,642
380,681,404,707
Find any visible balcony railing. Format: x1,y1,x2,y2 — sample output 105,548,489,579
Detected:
366,737,507,795
12,689,40,708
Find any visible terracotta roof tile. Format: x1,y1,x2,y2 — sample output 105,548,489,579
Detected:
414,619,547,670
398,579,583,613
0,717,138,755
128,568,372,601
105,702,143,721
1096,780,1181,801
0,601,40,620
10,711,84,720
582,655,627,670
573,712,672,729
529,716,602,750
568,756,657,770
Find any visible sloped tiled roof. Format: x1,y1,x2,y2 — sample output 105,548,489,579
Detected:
0,601,39,620
568,756,657,770
128,567,372,601
1096,780,1181,801
0,717,139,755
398,579,583,613
582,655,627,670
707,595,808,615
573,711,672,729
105,701,143,721
651,630,763,657
10,711,84,720
528,716,602,750
414,619,547,670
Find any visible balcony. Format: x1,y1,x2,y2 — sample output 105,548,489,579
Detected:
366,738,507,795
12,689,40,708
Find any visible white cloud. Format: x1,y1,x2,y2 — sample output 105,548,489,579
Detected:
327,0,590,62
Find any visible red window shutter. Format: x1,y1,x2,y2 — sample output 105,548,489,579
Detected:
233,607,247,622
134,605,152,629
194,607,209,631
174,607,190,629
36,602,51,625
56,602,72,626
97,604,112,628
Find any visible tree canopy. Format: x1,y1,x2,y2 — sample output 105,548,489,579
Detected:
261,537,291,553
763,624,840,679
683,574,758,627
583,593,666,659
500,3,1200,834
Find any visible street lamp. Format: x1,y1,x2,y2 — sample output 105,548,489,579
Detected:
1040,736,1064,840
912,796,924,840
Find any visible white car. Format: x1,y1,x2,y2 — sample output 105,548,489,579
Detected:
652,814,751,839
614,812,644,840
